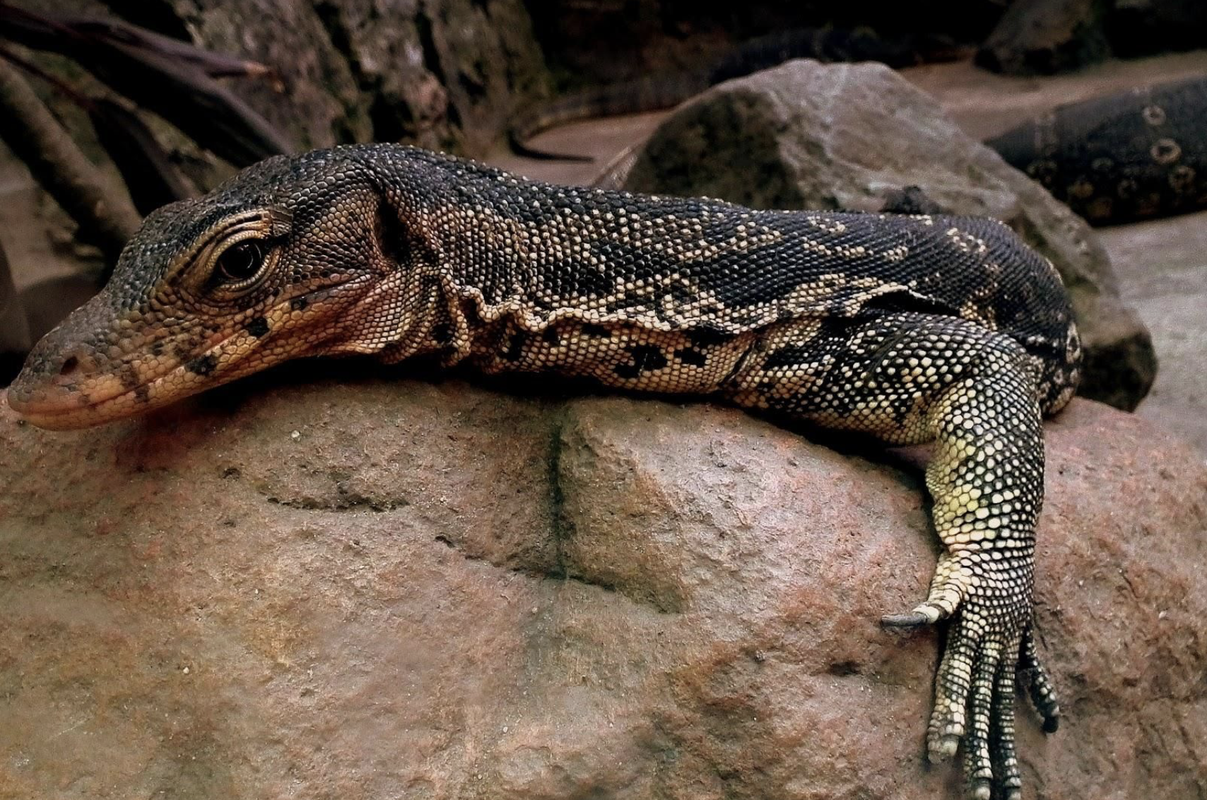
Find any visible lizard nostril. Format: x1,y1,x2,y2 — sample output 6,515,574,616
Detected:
59,355,80,377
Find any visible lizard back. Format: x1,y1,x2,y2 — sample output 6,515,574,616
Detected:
354,146,1080,413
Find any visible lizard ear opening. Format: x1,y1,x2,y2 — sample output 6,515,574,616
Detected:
374,197,416,268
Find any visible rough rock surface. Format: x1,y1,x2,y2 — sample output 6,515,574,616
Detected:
1,369,1204,799
13,0,549,158
149,0,372,151
975,0,1111,76
974,0,1207,74
623,59,1156,411
134,0,549,156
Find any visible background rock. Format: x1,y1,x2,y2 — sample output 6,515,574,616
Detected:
525,0,1007,85
140,0,373,150
622,59,1156,411
102,0,551,156
1,370,1204,799
0,243,31,384
1106,0,1207,58
976,0,1112,75
976,0,1207,75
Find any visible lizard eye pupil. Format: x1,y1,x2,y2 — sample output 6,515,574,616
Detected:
216,240,265,283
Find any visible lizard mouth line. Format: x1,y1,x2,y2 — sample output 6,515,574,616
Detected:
10,276,375,430
10,304,307,430
10,279,371,430
9,332,259,430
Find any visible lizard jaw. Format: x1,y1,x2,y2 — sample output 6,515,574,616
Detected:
9,315,282,431
7,340,265,430
8,387,150,430
8,280,376,430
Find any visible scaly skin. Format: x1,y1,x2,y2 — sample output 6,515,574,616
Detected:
7,144,1080,799
987,75,1207,226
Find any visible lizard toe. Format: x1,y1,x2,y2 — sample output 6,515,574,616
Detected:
991,654,1024,800
1020,626,1061,733
926,632,977,763
962,638,1001,799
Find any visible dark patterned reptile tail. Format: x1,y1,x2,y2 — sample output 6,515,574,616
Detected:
987,75,1207,225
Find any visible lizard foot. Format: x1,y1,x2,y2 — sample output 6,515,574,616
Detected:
927,600,1023,800
882,556,1058,800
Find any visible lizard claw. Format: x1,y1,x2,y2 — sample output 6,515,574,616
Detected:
882,569,965,628
884,553,971,630
1020,626,1061,733
880,610,936,628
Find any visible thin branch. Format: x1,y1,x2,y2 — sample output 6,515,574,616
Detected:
0,3,281,82
0,237,33,359
0,44,93,107
0,57,141,263
1,45,202,214
0,2,293,165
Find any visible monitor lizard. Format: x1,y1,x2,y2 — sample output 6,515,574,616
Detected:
6,143,1081,800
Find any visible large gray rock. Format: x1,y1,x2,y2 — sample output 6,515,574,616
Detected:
1,372,1204,799
623,59,1156,411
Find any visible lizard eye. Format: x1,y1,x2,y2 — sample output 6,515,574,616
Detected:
214,240,265,284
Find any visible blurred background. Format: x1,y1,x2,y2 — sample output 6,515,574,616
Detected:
0,0,1204,456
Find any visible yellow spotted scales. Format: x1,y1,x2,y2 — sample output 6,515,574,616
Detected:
8,144,1081,800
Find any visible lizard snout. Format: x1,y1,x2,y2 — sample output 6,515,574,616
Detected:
5,306,141,429
7,339,105,424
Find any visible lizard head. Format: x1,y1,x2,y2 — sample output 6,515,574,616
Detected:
8,146,421,430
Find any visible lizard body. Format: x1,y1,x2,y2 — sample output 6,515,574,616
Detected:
7,144,1080,800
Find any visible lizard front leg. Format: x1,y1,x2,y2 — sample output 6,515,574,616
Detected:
881,336,1053,800
729,312,1060,800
